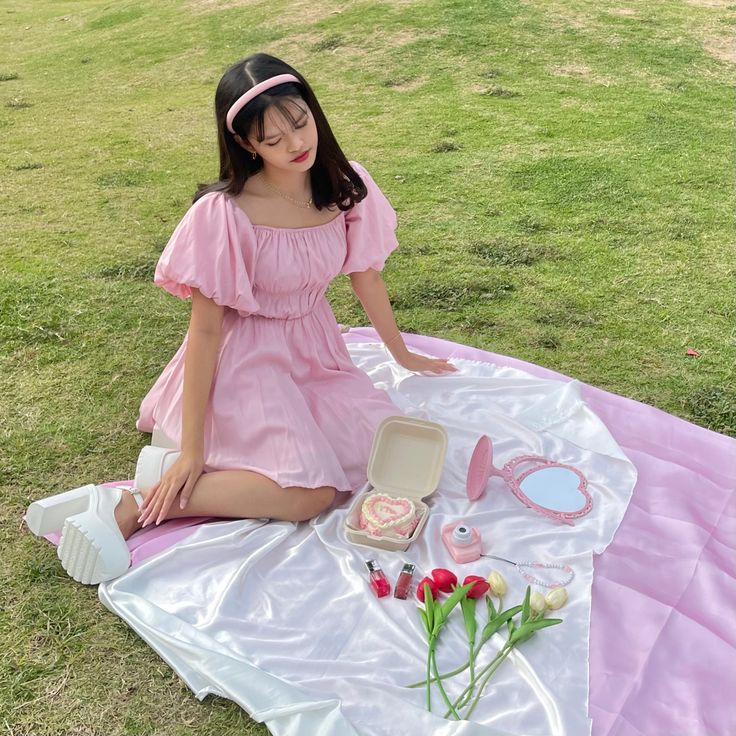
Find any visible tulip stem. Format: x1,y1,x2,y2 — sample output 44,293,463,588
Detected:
443,643,512,718
455,640,477,710
463,645,514,719
406,642,485,688
425,637,433,712
432,647,460,720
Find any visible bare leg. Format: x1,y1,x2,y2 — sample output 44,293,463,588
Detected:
115,470,337,539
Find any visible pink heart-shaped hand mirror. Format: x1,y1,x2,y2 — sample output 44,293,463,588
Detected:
466,435,592,525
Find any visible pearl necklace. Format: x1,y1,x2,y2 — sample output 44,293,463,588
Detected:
481,553,575,588
257,172,313,209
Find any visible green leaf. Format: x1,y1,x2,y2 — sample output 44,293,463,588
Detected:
423,584,435,632
440,582,476,620
509,617,562,646
521,585,531,625
481,604,522,643
486,596,497,621
509,622,532,645
510,629,534,646
527,617,563,633
460,597,477,645
431,605,446,637
417,607,429,635
507,618,516,637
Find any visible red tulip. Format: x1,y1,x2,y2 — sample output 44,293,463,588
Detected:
463,574,490,599
416,576,439,602
431,568,457,593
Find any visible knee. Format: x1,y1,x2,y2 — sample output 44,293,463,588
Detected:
286,486,336,522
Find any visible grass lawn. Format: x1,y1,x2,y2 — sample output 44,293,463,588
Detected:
1,0,734,733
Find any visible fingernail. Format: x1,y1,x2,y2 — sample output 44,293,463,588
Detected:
180,500,186,509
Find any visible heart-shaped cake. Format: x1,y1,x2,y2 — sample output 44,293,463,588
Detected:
359,493,420,539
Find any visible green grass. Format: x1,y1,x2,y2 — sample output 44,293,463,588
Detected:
2,0,734,732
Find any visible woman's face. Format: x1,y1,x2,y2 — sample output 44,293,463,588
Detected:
242,96,318,172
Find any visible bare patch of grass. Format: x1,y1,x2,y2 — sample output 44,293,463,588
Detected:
703,35,736,63
551,62,593,76
549,63,613,85
189,0,346,26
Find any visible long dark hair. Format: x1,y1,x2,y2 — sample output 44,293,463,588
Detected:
193,52,367,211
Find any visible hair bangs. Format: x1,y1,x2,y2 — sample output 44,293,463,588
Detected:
252,96,307,143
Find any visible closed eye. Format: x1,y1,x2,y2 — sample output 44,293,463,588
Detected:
265,119,308,146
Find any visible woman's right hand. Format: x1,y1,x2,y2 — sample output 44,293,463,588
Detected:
138,450,205,527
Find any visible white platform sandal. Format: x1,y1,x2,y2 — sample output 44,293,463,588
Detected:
24,446,181,537
56,485,143,585
56,446,182,585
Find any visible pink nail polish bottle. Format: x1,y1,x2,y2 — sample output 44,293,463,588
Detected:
393,562,415,600
365,560,390,598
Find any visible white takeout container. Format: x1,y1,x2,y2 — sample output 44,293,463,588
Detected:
345,415,448,552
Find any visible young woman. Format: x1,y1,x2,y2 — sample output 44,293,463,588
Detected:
27,51,456,584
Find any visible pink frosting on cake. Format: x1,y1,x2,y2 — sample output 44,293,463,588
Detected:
359,493,420,539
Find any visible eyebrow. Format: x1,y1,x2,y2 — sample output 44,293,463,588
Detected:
263,111,308,141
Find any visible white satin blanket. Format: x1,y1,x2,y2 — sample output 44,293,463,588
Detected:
99,343,636,736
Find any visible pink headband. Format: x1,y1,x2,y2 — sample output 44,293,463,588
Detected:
226,73,301,134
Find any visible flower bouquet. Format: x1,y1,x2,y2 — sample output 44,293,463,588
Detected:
409,568,567,720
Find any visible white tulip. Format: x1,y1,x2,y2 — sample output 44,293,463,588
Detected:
486,570,507,597
530,591,547,614
545,587,569,611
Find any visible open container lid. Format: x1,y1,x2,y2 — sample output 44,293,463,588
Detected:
367,416,448,500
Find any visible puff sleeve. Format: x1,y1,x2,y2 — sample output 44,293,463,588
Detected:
341,160,399,274
154,192,260,316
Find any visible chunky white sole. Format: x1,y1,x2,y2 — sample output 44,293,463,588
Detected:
24,446,181,537
57,485,132,585
25,483,97,537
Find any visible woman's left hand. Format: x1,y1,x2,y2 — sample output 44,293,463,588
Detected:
396,351,458,374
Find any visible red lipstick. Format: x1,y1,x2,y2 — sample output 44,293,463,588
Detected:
291,150,309,163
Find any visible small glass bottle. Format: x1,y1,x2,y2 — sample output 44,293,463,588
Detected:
393,562,415,599
365,560,390,598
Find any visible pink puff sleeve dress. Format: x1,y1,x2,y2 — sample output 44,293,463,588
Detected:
136,161,404,492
